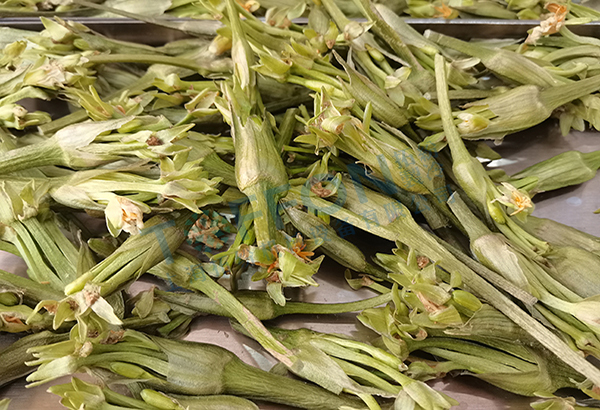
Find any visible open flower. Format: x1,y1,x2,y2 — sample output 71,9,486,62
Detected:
433,2,457,19
24,58,82,90
31,283,122,331
236,0,259,12
492,182,534,216
236,233,323,305
525,3,567,45
1,304,47,333
105,195,150,236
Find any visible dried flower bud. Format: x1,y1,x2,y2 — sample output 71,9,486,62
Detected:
104,195,150,237
511,150,600,194
525,3,568,45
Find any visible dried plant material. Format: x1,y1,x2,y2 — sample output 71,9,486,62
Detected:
525,3,568,44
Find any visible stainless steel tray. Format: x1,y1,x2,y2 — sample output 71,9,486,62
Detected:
1,18,600,410
1,17,600,40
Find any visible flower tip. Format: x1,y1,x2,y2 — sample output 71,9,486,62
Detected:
105,196,148,237
493,182,534,216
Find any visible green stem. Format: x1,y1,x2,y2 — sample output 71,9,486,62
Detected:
541,73,600,110
0,141,62,175
426,31,495,60
550,305,592,334
332,357,400,394
420,347,518,374
537,291,580,319
426,30,559,87
8,223,64,291
283,145,315,154
121,314,172,330
582,150,600,170
21,218,76,284
292,65,341,89
223,359,367,410
102,389,157,410
407,338,536,373
543,45,600,63
92,343,168,361
0,240,19,257
314,60,348,80
84,352,170,377
375,57,395,75
357,394,382,410
369,4,440,56
161,394,259,410
85,54,208,73
263,91,313,113
505,216,549,253
352,0,425,71
364,264,388,279
518,216,600,254
287,76,346,98
446,192,492,239
66,213,189,296
319,0,352,28
435,237,538,306
244,182,278,246
234,5,306,42
150,254,297,368
315,338,412,386
434,55,473,168
243,21,290,53
39,110,90,136
428,197,463,233
0,8,92,16
354,51,387,87
0,270,64,303
246,17,306,41
174,112,195,126
0,331,68,388
282,292,392,315
39,72,155,135
520,257,581,303
536,305,600,357
493,220,539,261
158,313,193,337
275,108,299,152
430,89,506,100
40,218,79,265
322,336,403,368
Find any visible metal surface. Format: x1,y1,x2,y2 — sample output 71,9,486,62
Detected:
2,17,600,40
1,17,600,410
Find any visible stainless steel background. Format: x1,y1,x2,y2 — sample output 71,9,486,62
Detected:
0,19,599,410
0,17,600,40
